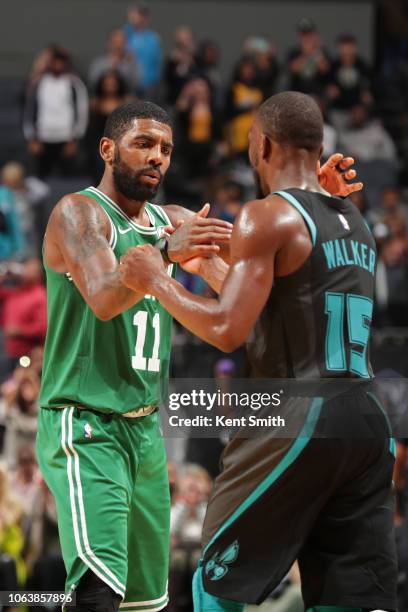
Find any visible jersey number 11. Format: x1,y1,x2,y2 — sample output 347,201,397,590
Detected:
132,310,161,372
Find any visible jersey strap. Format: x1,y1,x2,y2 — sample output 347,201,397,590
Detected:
148,203,172,227
273,190,317,246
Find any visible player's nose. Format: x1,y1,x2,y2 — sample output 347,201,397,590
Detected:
146,144,163,166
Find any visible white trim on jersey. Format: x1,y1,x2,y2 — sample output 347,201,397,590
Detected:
61,407,126,599
119,591,169,607
96,203,118,249
119,602,168,612
87,187,158,235
148,203,172,227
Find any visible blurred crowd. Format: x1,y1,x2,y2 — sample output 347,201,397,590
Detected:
0,1,408,610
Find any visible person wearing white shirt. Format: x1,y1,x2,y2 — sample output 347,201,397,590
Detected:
23,48,89,179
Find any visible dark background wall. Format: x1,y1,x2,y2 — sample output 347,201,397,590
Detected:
0,0,374,80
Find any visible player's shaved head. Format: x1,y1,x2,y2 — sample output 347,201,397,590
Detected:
104,100,172,142
256,91,323,152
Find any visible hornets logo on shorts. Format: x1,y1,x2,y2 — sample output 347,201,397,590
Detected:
205,540,239,581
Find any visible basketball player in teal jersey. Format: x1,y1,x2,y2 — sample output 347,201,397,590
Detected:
120,93,397,612
37,98,363,612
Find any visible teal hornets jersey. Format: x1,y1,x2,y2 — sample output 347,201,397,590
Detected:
247,188,376,379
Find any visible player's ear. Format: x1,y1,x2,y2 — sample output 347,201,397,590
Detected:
100,137,115,165
318,144,324,159
261,134,272,161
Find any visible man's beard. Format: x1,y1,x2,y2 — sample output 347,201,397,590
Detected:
253,168,266,199
112,149,163,202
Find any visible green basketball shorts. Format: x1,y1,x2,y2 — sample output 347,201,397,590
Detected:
36,406,170,612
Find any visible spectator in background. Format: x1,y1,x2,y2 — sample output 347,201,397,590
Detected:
170,464,211,548
224,57,263,159
165,27,196,105
23,47,89,179
0,462,26,589
213,180,244,223
376,232,408,326
0,367,39,467
88,29,139,94
25,479,65,598
339,104,397,162
379,186,408,227
1,163,49,257
0,259,47,375
10,445,41,525
370,186,408,240
169,464,211,612
287,18,331,95
313,97,339,159
27,45,56,90
176,78,219,179
184,358,236,478
349,190,371,222
28,346,44,379
0,187,25,261
124,3,162,98
244,36,280,99
327,34,373,129
195,40,222,104
86,71,132,184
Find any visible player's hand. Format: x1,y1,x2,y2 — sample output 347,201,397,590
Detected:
318,153,363,197
180,256,206,275
119,244,165,293
167,204,233,263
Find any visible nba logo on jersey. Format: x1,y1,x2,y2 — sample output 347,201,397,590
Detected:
338,214,350,230
84,423,93,439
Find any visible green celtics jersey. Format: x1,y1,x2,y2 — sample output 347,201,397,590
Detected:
40,186,175,414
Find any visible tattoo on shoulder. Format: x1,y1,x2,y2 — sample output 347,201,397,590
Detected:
59,198,109,259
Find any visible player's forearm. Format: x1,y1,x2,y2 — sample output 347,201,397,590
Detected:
151,275,237,351
87,269,144,320
199,256,229,294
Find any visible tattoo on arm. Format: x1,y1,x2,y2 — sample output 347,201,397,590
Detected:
60,199,109,260
58,197,143,317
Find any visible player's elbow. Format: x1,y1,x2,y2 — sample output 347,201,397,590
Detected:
92,304,115,321
216,337,240,353
213,322,245,353
94,310,112,322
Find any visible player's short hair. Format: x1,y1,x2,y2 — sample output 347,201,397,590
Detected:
104,100,172,142
256,91,323,152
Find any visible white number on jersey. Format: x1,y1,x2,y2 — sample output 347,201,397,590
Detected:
132,311,161,372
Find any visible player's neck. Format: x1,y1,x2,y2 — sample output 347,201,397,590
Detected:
97,177,148,221
266,156,322,194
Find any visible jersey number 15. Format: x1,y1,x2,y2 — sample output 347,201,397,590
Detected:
325,292,373,378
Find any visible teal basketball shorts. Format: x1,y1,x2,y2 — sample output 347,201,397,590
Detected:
36,406,170,612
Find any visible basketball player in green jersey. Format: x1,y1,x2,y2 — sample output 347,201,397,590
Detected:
36,100,234,612
36,98,362,612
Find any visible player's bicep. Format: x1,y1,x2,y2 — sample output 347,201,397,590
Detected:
55,196,115,299
217,204,277,346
